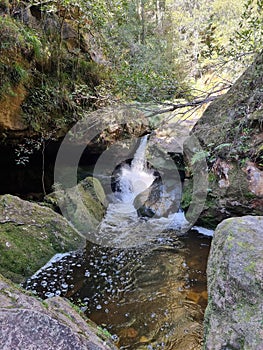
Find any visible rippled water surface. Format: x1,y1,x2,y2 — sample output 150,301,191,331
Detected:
24,230,211,349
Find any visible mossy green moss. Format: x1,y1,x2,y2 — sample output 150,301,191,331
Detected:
0,195,85,283
181,178,193,210
45,177,106,236
0,15,43,99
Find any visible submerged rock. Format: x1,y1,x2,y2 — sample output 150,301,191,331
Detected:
0,274,117,350
0,194,85,283
204,216,263,350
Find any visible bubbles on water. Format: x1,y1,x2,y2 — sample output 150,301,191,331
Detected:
84,270,90,277
41,281,47,288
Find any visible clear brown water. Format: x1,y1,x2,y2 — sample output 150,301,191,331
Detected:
24,229,211,350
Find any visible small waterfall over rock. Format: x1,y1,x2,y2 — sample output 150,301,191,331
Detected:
23,138,213,350
98,135,194,248
117,135,155,204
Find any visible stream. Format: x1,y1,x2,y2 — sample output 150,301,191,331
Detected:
24,136,212,349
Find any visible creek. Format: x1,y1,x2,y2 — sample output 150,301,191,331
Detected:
24,136,212,349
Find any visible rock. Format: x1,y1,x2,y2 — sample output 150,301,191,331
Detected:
204,216,263,350
134,141,184,219
45,177,106,239
193,52,263,226
0,84,27,132
194,162,263,228
67,105,150,151
148,122,190,154
193,53,263,149
245,161,263,196
0,274,117,350
0,194,85,283
134,177,181,218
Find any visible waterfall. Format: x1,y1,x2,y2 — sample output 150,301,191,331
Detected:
98,135,212,248
130,135,148,171
118,135,155,203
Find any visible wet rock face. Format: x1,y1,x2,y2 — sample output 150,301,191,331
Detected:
204,216,263,350
0,194,85,283
134,176,182,218
0,274,117,350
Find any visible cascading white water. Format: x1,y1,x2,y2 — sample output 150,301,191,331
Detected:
98,135,212,248
98,136,157,247
118,135,155,204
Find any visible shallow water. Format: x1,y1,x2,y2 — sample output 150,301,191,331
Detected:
24,230,211,349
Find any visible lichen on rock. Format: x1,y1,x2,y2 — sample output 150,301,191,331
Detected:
204,216,263,350
0,274,117,350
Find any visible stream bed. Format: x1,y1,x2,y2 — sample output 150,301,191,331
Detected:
24,135,212,349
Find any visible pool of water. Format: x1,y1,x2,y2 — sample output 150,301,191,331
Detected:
24,229,211,350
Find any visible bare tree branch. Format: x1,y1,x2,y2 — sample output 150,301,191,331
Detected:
146,84,231,118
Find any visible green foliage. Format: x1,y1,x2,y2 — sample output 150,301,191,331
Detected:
0,15,44,98
0,62,26,97
22,28,43,60
0,15,42,58
14,139,41,166
111,49,184,102
77,0,189,101
191,150,210,165
214,143,232,151
21,82,77,133
168,0,245,79
229,0,263,58
0,15,24,50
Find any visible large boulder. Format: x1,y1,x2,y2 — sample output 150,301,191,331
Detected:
0,194,85,283
204,216,263,350
0,274,117,350
45,177,106,240
193,52,263,227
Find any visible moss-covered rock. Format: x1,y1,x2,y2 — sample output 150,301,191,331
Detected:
194,162,263,228
204,216,263,350
194,52,263,150
0,194,85,282
193,52,263,226
45,177,106,239
0,273,117,350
